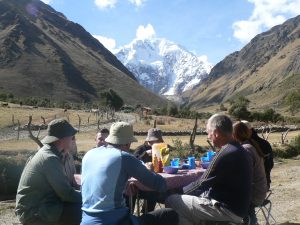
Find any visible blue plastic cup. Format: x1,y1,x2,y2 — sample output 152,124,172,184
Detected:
188,156,195,169
207,151,215,160
171,158,180,166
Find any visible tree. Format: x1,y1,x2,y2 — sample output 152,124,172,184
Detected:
261,108,283,123
167,103,178,116
228,96,251,119
285,90,300,115
100,89,124,111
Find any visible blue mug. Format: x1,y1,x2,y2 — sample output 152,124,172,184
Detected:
188,156,195,169
171,158,180,166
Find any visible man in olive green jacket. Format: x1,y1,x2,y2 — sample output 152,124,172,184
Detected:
15,119,82,225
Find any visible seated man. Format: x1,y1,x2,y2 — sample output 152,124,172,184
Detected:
166,114,253,225
134,128,164,162
81,122,178,225
132,128,166,212
95,128,109,147
15,118,82,225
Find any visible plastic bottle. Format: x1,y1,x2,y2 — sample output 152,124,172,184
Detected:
158,157,163,173
153,154,159,173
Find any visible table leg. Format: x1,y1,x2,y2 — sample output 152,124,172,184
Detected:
144,199,148,214
137,191,140,216
130,195,133,214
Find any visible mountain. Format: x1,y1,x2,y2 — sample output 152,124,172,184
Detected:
115,38,212,97
184,15,300,110
0,0,167,107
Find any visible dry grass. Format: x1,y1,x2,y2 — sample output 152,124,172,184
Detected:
1,127,299,153
0,106,299,153
0,104,103,129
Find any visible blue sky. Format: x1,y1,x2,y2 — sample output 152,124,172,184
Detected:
42,0,300,64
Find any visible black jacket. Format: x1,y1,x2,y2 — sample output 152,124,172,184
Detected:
184,141,253,218
251,129,274,187
134,144,152,162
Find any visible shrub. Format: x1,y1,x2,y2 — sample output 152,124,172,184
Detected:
284,90,300,115
144,119,151,126
228,95,251,119
156,118,165,125
273,135,300,158
171,138,191,159
0,153,29,196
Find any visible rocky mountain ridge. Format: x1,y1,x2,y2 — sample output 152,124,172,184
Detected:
115,37,212,97
184,15,300,110
0,0,167,107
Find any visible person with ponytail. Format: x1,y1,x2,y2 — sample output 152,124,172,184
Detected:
233,121,268,225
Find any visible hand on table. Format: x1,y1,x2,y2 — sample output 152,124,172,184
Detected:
145,162,154,172
146,149,152,156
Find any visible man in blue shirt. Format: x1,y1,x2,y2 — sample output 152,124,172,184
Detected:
81,121,178,225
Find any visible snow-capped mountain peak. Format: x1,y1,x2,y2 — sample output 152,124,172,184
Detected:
115,37,212,96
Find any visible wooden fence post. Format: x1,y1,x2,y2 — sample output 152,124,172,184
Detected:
189,117,197,151
17,120,20,140
77,114,81,132
41,116,46,124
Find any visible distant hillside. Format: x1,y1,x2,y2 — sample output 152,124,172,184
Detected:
0,0,167,107
184,15,300,111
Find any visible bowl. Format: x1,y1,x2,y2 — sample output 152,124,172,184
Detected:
201,162,210,169
163,166,179,174
181,163,190,169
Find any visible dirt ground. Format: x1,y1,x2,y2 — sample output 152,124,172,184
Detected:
0,158,299,225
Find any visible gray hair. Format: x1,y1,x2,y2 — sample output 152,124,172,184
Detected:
207,114,233,136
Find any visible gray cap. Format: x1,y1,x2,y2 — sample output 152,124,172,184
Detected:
105,122,137,145
145,128,163,142
41,118,77,144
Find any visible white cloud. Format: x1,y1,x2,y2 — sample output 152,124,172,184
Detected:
41,0,53,4
94,0,146,9
233,0,300,43
129,0,146,7
136,24,156,40
93,35,117,53
94,0,117,9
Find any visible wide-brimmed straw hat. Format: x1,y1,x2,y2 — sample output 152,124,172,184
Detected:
41,118,77,144
145,128,163,142
105,122,137,145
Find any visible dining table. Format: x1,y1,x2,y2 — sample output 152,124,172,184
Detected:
125,167,205,215
73,167,205,216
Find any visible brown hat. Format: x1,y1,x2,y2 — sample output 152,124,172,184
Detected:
105,122,137,145
145,128,163,142
41,118,77,144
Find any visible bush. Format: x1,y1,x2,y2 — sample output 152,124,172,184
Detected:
100,89,124,111
156,118,165,125
0,153,29,197
273,135,300,158
285,90,300,115
144,119,151,125
228,96,251,119
170,139,208,159
171,138,191,159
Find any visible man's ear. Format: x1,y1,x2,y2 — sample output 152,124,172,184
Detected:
214,128,221,137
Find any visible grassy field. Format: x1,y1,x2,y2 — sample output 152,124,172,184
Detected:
0,104,299,153
0,123,299,153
